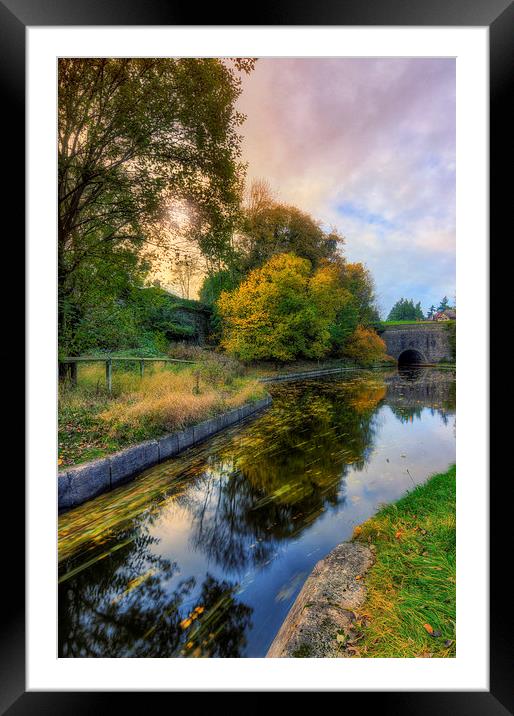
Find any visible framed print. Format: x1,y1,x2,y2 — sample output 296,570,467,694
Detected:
2,0,510,711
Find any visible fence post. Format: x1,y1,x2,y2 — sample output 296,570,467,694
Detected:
139,360,145,378
106,359,112,393
70,361,78,388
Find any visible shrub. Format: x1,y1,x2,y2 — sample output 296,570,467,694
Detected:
341,325,387,366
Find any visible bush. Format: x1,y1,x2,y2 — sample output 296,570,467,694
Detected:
341,325,387,366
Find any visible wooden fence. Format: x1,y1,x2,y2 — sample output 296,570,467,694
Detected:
59,356,197,393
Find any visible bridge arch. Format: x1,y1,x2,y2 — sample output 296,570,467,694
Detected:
398,348,426,366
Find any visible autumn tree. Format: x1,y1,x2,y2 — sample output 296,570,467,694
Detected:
236,180,344,273
217,253,348,362
341,325,388,366
58,58,254,353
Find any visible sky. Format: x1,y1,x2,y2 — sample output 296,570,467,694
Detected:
237,58,456,318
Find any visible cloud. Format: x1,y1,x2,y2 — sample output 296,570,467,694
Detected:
237,58,455,315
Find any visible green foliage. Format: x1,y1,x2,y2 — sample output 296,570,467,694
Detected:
387,298,425,322
438,296,450,312
238,181,343,273
59,58,254,354
218,254,353,362
337,260,380,326
329,300,360,352
239,203,342,273
199,269,241,306
61,281,207,357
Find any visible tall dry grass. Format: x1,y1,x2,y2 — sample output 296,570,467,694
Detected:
100,367,263,440
59,354,266,463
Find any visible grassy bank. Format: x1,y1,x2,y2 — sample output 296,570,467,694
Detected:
353,465,456,657
58,350,266,468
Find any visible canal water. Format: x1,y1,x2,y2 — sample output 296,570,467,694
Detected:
58,366,455,658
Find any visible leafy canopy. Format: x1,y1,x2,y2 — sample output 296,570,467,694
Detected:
58,58,254,354
218,253,352,362
236,181,343,273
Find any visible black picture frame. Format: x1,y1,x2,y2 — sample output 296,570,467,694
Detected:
3,0,509,711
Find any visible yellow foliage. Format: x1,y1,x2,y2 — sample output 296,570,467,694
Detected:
218,253,349,362
342,325,387,366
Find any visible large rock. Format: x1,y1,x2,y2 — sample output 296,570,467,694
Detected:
266,542,374,658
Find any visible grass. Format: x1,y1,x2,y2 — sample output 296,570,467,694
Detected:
380,320,455,328
353,465,456,658
58,351,267,468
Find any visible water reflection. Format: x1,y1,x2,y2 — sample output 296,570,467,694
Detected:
59,523,253,658
59,367,455,658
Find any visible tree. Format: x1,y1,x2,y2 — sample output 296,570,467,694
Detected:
236,181,344,273
170,251,199,300
387,298,425,321
336,260,380,326
58,58,255,353
341,326,387,366
217,253,347,362
438,296,450,312
427,304,436,319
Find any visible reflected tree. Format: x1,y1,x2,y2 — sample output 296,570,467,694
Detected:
59,523,252,658
186,375,386,573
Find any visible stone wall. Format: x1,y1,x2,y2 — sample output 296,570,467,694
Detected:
379,324,453,363
58,396,272,512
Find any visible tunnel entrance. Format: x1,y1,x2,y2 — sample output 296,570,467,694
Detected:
398,349,425,366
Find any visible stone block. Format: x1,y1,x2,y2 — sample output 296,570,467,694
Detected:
110,440,159,488
67,457,111,506
177,426,195,452
224,408,241,426
193,418,218,444
158,433,179,461
58,471,74,512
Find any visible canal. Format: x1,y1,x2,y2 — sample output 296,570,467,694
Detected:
58,366,456,658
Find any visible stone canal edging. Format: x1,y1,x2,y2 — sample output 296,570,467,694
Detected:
58,395,272,512
260,367,358,383
266,542,374,658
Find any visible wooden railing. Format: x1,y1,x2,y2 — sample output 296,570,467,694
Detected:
59,356,197,393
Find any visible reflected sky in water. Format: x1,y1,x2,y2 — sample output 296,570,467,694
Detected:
59,367,455,658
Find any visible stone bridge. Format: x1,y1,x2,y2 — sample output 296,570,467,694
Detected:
379,323,454,365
